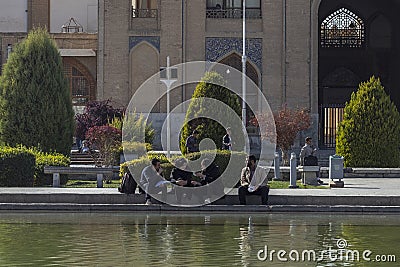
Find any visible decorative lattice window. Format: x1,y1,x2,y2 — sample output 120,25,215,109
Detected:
321,8,365,48
63,60,94,106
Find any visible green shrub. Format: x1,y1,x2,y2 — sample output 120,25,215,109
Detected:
33,150,70,186
121,142,147,157
0,28,74,155
0,147,35,186
121,111,155,145
336,76,400,167
180,72,241,153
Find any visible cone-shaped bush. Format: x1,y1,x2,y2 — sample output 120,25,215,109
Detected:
336,76,400,167
0,28,74,155
180,72,241,153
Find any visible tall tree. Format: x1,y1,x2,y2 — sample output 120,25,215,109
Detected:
180,71,241,153
336,76,400,167
0,28,74,155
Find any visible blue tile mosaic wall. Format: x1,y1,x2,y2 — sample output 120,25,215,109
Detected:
205,37,262,71
129,36,160,52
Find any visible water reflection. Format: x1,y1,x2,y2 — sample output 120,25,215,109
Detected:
0,213,398,266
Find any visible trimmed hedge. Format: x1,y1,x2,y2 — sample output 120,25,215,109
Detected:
0,147,35,186
180,72,241,153
33,150,70,186
120,150,247,186
336,76,400,167
0,146,70,187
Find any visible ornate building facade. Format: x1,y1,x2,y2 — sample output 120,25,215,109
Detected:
98,0,400,150
2,0,399,150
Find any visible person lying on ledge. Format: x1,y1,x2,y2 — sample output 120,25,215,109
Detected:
238,155,269,205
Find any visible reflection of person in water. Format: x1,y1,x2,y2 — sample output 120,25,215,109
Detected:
238,216,254,265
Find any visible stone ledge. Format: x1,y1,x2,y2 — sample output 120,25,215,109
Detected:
1,194,400,206
1,203,400,213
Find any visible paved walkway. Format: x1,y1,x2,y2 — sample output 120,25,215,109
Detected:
0,178,399,212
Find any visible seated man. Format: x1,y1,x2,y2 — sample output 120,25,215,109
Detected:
170,158,193,204
239,155,269,205
140,158,167,205
192,158,224,203
299,136,323,184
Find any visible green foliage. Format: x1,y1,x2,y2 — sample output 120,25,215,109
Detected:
121,141,147,155
0,28,74,155
336,76,400,167
109,117,123,131
0,146,70,186
0,147,35,186
121,111,155,145
32,149,70,186
120,156,151,180
180,72,241,153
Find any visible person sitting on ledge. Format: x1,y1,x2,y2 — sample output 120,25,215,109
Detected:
299,136,323,184
171,158,193,204
192,158,224,204
140,158,167,205
239,155,269,205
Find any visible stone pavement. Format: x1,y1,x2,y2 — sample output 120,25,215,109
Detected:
0,177,399,212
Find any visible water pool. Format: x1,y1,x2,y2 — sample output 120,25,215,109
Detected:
0,213,398,266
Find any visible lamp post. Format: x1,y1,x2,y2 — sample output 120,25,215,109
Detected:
160,56,177,158
242,0,247,151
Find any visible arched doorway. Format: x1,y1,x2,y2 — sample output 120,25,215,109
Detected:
318,1,400,148
62,57,96,107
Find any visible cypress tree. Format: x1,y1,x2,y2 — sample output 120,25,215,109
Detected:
0,28,74,155
336,76,400,167
180,71,241,153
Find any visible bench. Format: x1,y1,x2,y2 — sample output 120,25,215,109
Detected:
43,166,115,188
297,166,320,186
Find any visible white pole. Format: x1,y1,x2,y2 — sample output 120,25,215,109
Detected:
242,0,247,151
166,56,171,158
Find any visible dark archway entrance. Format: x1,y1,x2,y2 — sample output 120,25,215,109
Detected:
62,57,96,107
318,0,400,148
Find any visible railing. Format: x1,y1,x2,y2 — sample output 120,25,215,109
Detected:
320,29,364,48
132,8,158,18
319,104,345,149
206,8,261,19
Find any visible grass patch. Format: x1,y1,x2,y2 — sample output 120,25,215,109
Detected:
269,180,329,189
64,180,120,188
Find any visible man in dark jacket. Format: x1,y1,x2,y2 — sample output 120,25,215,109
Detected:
193,158,224,203
222,127,232,150
171,158,193,203
185,130,200,153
